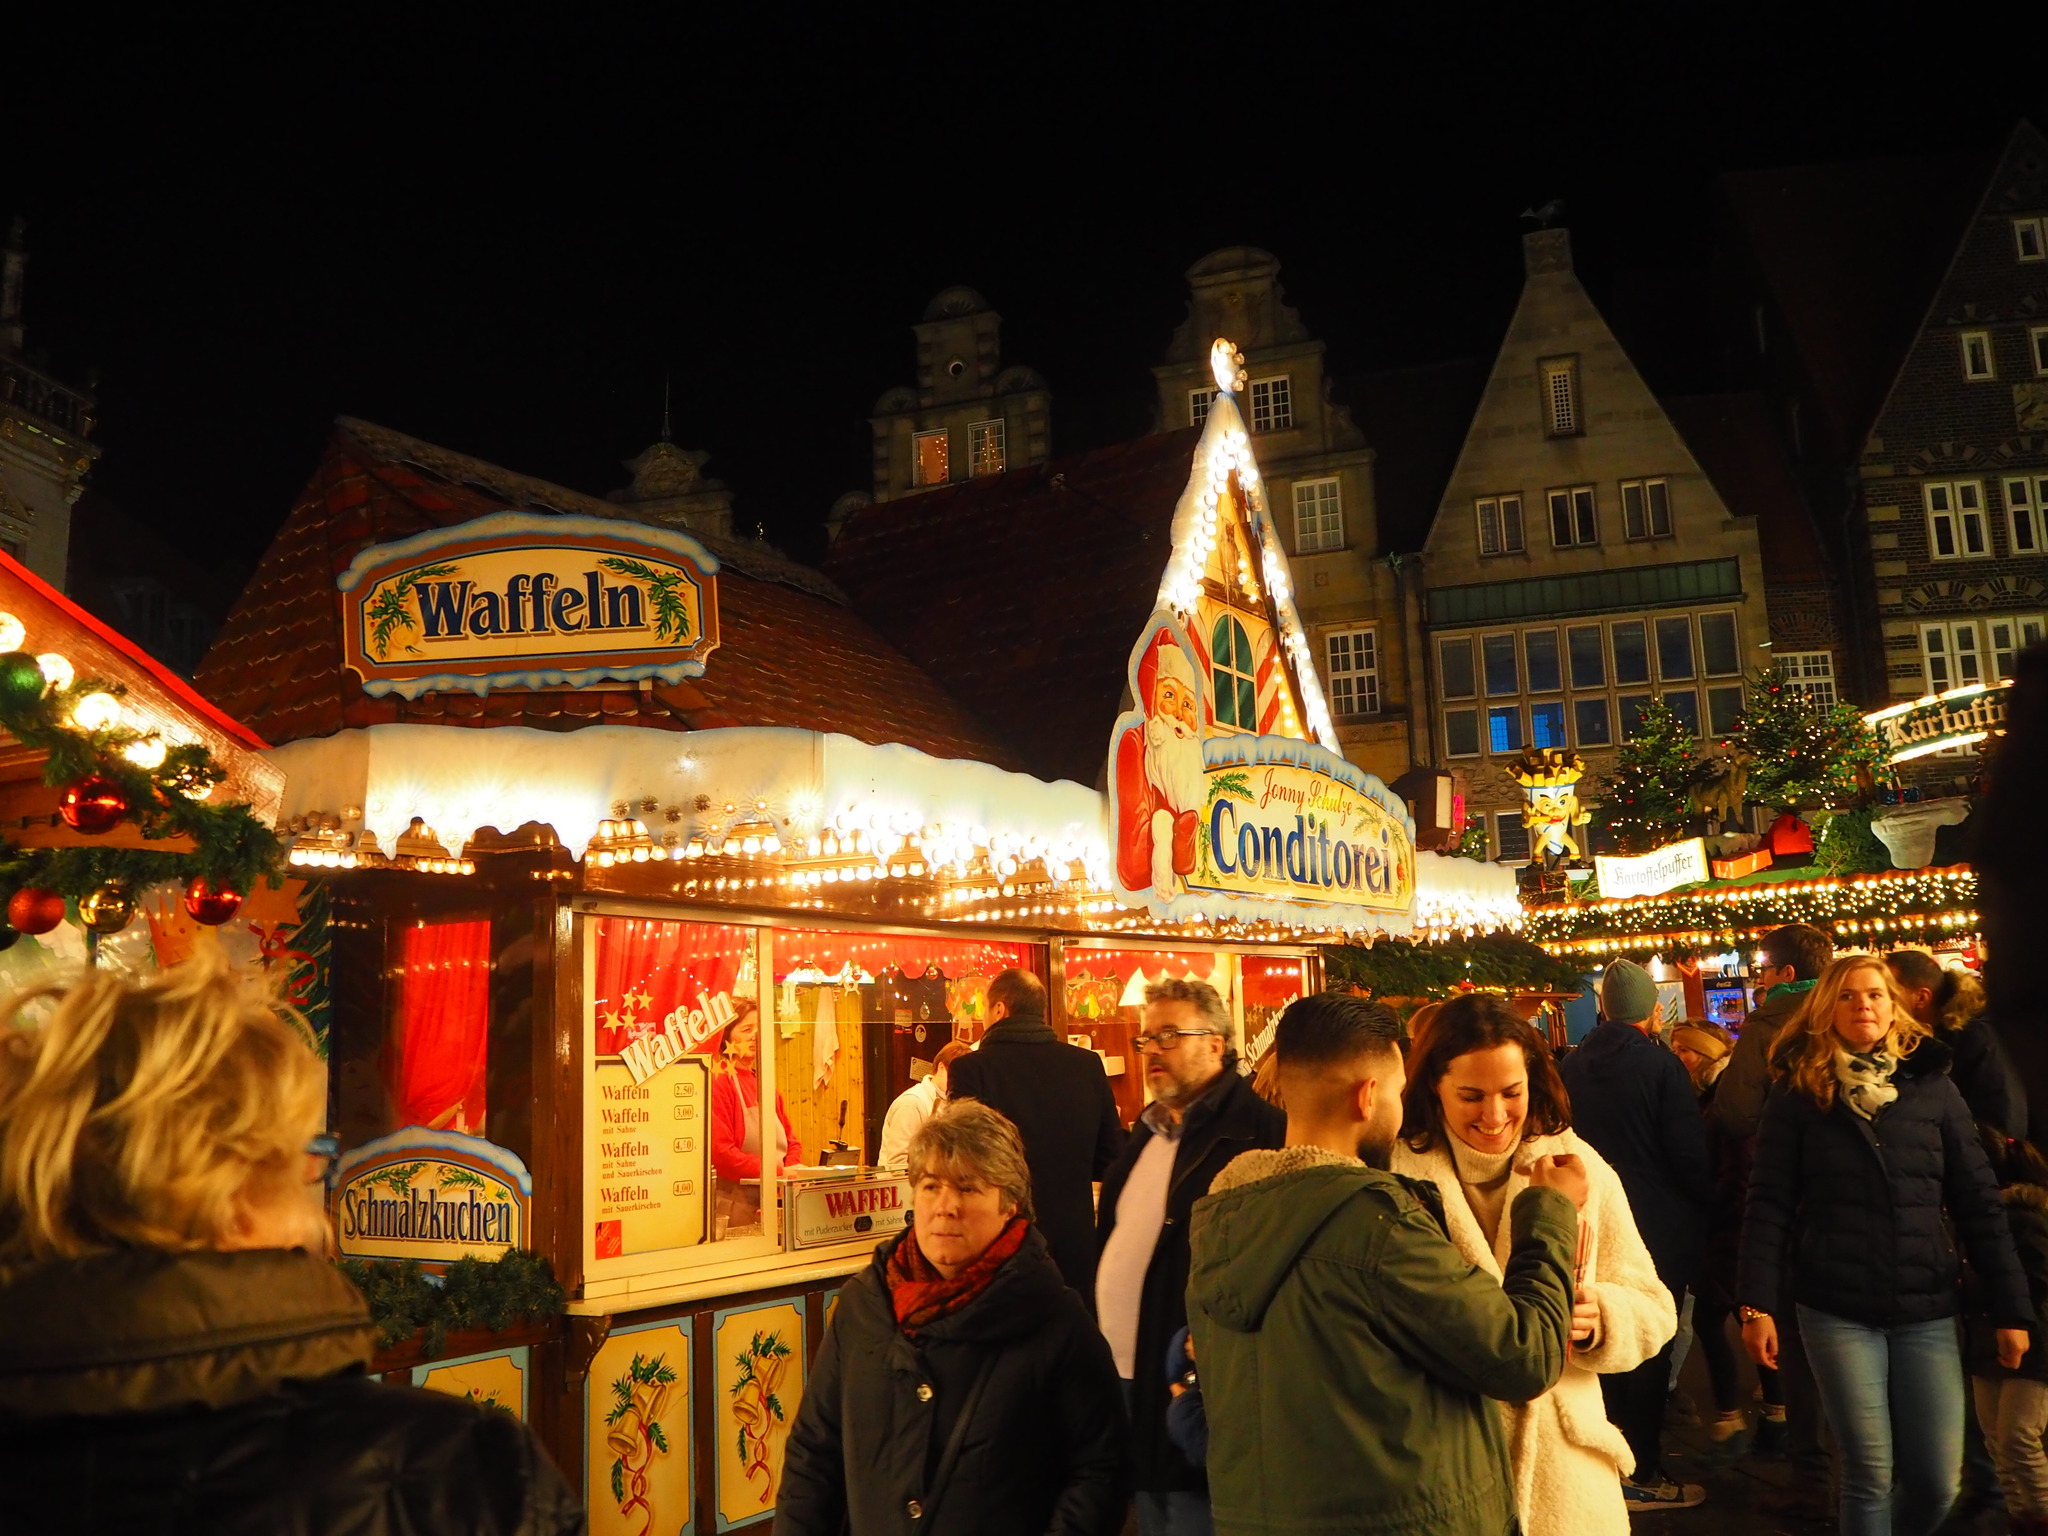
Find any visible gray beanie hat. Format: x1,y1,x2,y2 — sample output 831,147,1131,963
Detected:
1601,959,1660,1027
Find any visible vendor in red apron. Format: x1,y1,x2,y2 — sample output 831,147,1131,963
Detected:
710,1005,803,1236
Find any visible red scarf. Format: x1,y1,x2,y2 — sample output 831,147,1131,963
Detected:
886,1217,1028,1337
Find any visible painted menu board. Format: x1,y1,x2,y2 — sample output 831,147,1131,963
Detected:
590,1055,711,1262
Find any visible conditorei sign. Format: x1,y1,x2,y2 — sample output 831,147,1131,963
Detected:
1594,837,1710,901
334,1127,533,1266
1109,609,1415,931
337,511,721,698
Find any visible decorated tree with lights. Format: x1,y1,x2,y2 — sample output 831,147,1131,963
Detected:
1593,700,1700,854
1732,666,1884,811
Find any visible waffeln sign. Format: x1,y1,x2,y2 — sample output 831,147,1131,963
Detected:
337,511,721,698
334,1127,533,1267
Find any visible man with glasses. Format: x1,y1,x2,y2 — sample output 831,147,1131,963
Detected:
1096,978,1283,1536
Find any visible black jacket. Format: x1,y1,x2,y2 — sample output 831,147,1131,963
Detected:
1739,1038,2032,1330
1945,1012,2029,1140
776,1223,1129,1536
947,1013,1126,1297
0,1247,581,1536
1094,1068,1284,1495
1557,1018,1714,1291
1966,1184,2048,1380
1712,983,1810,1141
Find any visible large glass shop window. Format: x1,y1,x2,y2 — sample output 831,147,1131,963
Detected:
1063,947,1235,1123
1240,957,1311,1063
390,920,492,1135
768,929,1037,1170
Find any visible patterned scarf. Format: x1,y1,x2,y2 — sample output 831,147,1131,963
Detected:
886,1216,1028,1338
1835,1046,1901,1121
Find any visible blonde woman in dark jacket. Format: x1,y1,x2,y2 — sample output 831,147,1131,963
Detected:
1740,954,2032,1536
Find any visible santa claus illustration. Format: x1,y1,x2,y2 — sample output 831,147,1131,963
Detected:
1115,627,1208,896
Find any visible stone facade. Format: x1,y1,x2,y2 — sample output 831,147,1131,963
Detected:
0,220,93,589
1859,123,2048,781
1152,248,1415,785
1420,229,1771,861
607,437,736,539
860,287,1049,512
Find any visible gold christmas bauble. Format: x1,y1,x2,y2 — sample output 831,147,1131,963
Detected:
79,882,137,933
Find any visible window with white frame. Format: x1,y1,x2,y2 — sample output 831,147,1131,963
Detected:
2016,217,2046,263
1962,331,1996,381
2031,326,2048,376
1189,387,1218,427
1476,494,1526,556
1326,628,1379,718
1778,651,1837,705
968,419,1006,477
912,429,949,487
1620,477,1673,540
1250,377,1292,432
2004,477,2048,555
1925,480,1990,559
1988,616,2048,681
1547,486,1598,547
1922,621,1985,691
1293,478,1343,553
1541,358,1580,436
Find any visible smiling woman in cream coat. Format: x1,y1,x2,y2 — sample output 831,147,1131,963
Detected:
1390,995,1675,1536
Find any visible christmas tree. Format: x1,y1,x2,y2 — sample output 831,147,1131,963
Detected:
1733,665,1884,811
1593,699,1699,854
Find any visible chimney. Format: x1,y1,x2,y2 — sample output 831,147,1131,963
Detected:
1523,227,1572,277
0,217,24,356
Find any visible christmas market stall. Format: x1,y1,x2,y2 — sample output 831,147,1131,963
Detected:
193,352,1417,1536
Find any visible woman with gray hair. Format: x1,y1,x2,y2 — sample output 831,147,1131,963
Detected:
778,1100,1130,1536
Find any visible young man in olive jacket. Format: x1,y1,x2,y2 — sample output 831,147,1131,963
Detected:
1096,977,1284,1536
1189,993,1582,1536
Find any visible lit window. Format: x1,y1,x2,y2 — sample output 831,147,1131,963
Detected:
1211,615,1258,731
1567,625,1606,689
2004,477,2046,554
1778,651,1837,706
1708,685,1745,735
1700,612,1740,677
1326,628,1379,718
1487,704,1525,754
1922,623,1983,691
2016,217,2046,263
1524,629,1561,693
1547,486,1598,547
1663,689,1701,737
1483,633,1519,696
1962,331,1996,381
913,429,949,487
1925,481,1990,560
1445,708,1480,757
1189,387,1218,426
1530,701,1567,749
1612,621,1651,685
1541,358,1580,436
1494,811,1531,863
2031,327,2048,376
1573,696,1612,746
1439,637,1477,699
1476,494,1526,556
1620,478,1673,540
968,419,1006,477
1250,377,1293,432
1293,479,1344,553
1656,616,1696,681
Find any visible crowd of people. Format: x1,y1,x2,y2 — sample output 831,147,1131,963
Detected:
3,941,2043,1536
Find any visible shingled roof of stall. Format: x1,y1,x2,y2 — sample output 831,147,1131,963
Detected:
192,418,1016,766
824,428,1204,788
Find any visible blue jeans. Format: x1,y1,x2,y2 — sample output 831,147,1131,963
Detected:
1798,1304,1966,1536
1122,1380,1214,1536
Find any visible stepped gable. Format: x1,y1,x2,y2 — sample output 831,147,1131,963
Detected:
824,428,1202,788
193,419,1015,766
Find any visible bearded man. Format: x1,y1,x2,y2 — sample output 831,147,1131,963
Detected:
1116,632,1207,896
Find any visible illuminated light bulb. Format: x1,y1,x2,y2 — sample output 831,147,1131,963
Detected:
742,833,762,854
721,836,740,856
0,613,22,651
630,845,650,862
181,779,216,801
36,653,73,690
763,832,782,855
123,736,168,769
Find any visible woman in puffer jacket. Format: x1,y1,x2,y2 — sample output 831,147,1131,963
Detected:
0,952,581,1536
1391,994,1674,1536
1741,953,2032,1536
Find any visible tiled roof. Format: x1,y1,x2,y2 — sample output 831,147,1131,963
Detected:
1663,392,1831,584
1334,360,1491,554
824,430,1202,786
192,421,1016,766
1720,150,1988,447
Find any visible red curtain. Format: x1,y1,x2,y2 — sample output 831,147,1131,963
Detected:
768,929,1033,982
1242,957,1310,1009
1066,947,1225,986
393,920,491,1133
592,917,756,1058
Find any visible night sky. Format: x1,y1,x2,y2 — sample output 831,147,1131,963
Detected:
5,11,2045,592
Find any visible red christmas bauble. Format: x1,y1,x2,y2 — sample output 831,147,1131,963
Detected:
59,775,128,835
7,886,65,936
182,876,244,927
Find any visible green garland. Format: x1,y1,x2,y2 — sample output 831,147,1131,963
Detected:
338,1249,566,1357
1325,933,1588,1000
0,652,283,904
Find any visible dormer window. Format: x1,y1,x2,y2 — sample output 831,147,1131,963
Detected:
913,429,949,487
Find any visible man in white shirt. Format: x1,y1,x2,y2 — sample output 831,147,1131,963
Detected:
878,1040,972,1169
1095,979,1285,1536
